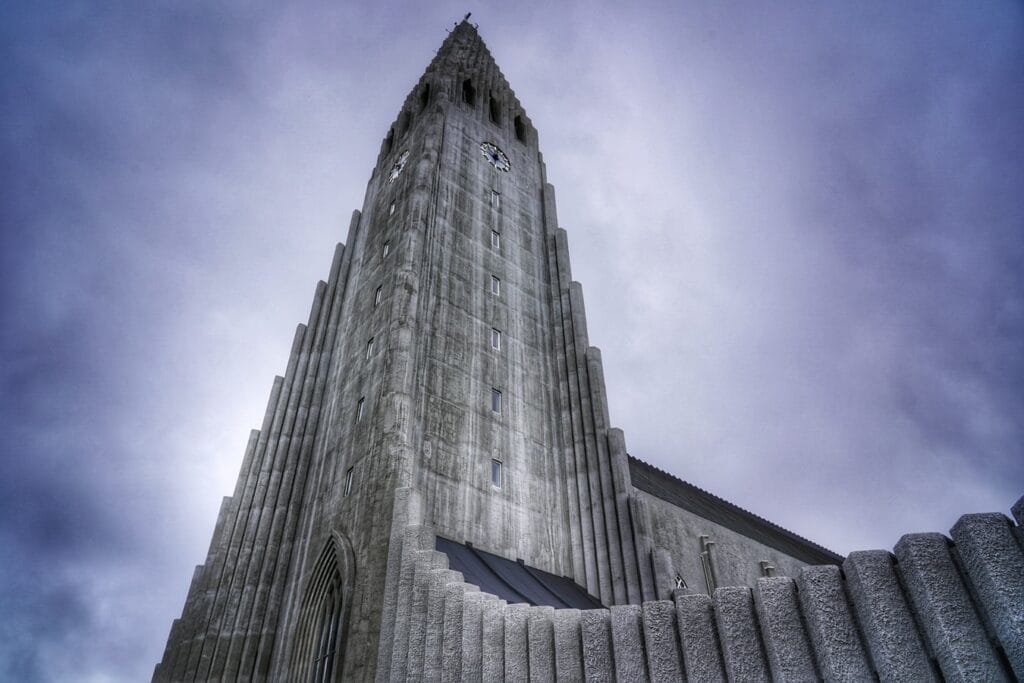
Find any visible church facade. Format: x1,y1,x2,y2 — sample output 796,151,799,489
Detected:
155,22,1024,682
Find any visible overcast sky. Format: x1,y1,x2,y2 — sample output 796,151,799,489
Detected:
2,2,1022,680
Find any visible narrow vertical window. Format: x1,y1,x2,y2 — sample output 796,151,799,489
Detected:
344,467,354,496
356,397,365,422
462,79,476,106
490,190,501,209
365,338,374,359
491,388,502,414
382,241,390,259
491,328,501,350
490,275,500,295
490,230,500,249
419,83,431,111
491,459,502,488
374,286,383,307
489,94,501,124
514,115,526,142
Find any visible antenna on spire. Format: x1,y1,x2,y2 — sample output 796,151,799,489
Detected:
464,12,472,21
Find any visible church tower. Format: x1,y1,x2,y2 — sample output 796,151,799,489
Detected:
154,21,651,681
156,19,1024,683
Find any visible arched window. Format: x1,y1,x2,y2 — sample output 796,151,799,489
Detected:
514,115,526,143
462,79,476,106
419,83,431,111
289,539,352,682
489,94,501,125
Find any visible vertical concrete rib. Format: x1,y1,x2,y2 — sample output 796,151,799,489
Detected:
713,586,770,682
950,513,1024,679
551,608,583,682
630,495,658,602
584,347,630,604
375,488,418,683
642,600,683,682
272,234,357,679
674,592,727,682
843,550,939,681
224,281,327,679
423,568,463,681
753,577,819,681
795,565,872,681
244,242,349,680
481,599,507,681
440,583,472,683
527,606,555,683
607,428,641,604
580,609,614,683
504,603,531,683
195,323,304,681
410,558,453,679
549,225,598,596
567,282,613,605
540,184,587,591
212,311,316,679
388,526,432,680
187,376,283,681
609,604,648,681
894,532,1009,682
460,591,485,682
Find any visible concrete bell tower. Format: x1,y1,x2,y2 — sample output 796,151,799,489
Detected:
158,21,675,681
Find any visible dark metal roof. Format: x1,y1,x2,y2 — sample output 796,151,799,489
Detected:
629,456,843,566
435,536,604,609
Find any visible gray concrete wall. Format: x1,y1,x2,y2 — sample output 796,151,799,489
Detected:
378,487,1024,682
635,487,809,592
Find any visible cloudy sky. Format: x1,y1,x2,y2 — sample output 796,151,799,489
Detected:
2,1,1022,680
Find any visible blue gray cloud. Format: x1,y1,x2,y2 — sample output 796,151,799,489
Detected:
1,2,1021,679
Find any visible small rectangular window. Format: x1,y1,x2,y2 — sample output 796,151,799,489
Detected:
490,275,500,295
344,467,354,495
491,328,501,350
491,388,502,414
374,286,383,307
382,241,390,259
365,338,374,359
491,230,500,249
491,459,502,488
356,397,365,422
491,190,501,209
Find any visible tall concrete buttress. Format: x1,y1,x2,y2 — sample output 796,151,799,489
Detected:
155,22,1024,683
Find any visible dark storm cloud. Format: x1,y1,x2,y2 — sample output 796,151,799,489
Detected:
1,2,1021,680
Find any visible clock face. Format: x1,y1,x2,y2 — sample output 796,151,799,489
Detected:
480,142,511,172
388,150,410,183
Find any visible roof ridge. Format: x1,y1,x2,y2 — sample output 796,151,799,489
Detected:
628,455,843,562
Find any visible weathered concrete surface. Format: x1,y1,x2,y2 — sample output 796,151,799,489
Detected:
713,586,770,682
580,609,614,683
895,533,1008,682
675,592,727,682
527,606,555,683
795,564,872,681
551,609,583,682
753,577,818,681
610,604,648,681
844,550,938,681
950,513,1024,679
642,600,683,682
504,603,531,683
